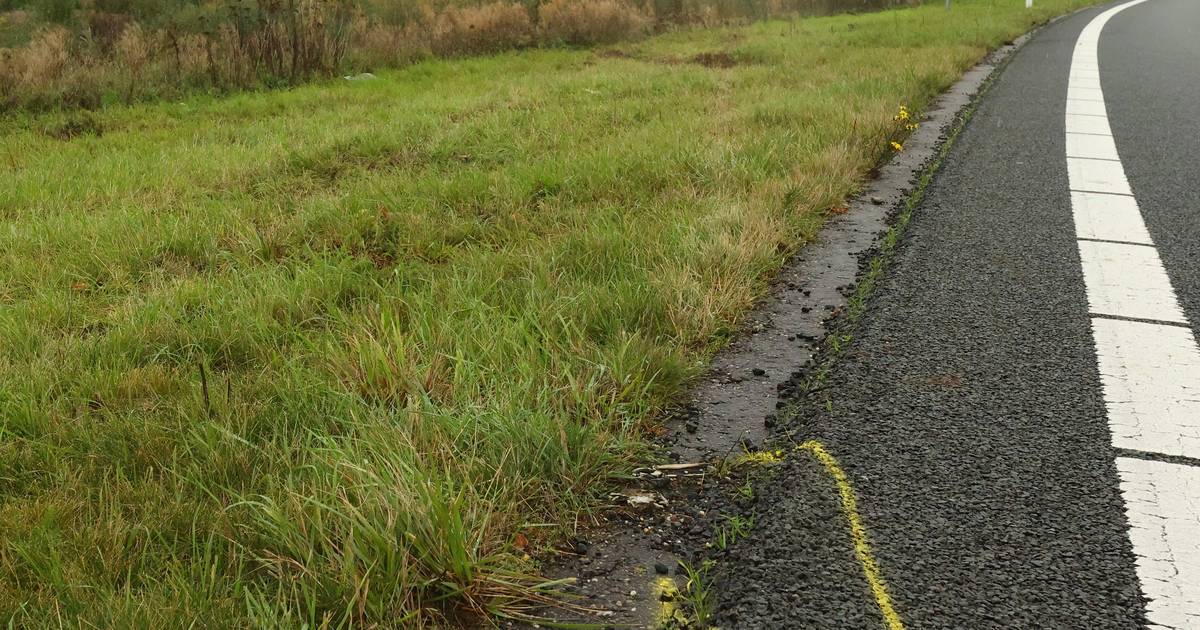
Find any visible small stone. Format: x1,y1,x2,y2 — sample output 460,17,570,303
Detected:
655,562,670,575
685,422,698,434
751,367,766,376
870,196,885,205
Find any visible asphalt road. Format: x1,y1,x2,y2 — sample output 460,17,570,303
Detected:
713,1,1200,627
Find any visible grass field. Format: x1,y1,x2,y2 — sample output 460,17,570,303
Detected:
0,1,1098,626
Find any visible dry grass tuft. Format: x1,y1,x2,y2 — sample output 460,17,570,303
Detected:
691,50,736,67
539,0,652,46
8,27,70,86
432,2,536,56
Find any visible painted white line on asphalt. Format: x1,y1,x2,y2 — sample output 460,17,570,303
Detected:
1093,318,1200,458
1067,99,1108,116
1067,1,1200,626
1068,86,1107,101
1066,132,1120,160
1067,157,1132,195
1066,113,1113,135
1078,240,1187,323
1071,192,1152,244
1069,75,1103,90
1115,457,1200,629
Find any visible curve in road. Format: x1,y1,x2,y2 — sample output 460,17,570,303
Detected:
1069,1,1200,626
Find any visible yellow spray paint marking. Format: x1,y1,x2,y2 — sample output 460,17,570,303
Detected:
653,575,686,626
797,440,905,630
729,448,785,468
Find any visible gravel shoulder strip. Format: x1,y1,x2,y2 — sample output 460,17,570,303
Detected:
711,4,1150,628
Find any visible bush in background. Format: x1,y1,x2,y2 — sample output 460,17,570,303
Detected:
539,0,650,45
432,1,534,56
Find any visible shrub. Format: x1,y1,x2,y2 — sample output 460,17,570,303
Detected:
86,10,133,50
114,20,147,100
432,1,534,56
1,25,74,107
14,24,69,82
0,9,41,47
346,12,430,68
538,0,651,46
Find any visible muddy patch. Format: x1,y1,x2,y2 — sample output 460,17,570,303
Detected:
690,52,737,68
596,48,634,59
43,112,104,141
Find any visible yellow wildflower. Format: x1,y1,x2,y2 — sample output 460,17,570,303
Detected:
890,141,903,151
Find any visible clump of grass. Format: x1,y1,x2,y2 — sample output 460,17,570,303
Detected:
675,559,716,627
714,514,754,550
432,2,536,56
539,0,652,46
0,0,1103,625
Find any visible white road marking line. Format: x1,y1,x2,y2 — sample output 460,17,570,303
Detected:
1066,132,1120,160
1071,191,1153,244
1078,240,1187,323
1093,319,1200,458
1068,86,1107,101
1067,156,1132,195
1066,112,1114,135
1115,458,1200,629
1067,0,1200,625
1069,75,1103,89
1067,99,1108,116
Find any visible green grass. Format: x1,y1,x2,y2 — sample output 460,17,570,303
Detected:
0,1,1098,626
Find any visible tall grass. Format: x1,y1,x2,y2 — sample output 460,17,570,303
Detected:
1,0,1101,626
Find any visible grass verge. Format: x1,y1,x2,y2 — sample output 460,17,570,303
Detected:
1,3,1097,626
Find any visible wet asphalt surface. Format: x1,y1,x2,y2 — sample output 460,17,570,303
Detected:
711,2,1200,627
